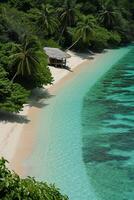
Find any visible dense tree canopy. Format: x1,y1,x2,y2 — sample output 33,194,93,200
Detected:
0,0,134,198
0,67,29,112
1,0,134,50
0,1,133,112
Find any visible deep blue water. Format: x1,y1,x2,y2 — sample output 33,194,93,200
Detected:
82,47,134,200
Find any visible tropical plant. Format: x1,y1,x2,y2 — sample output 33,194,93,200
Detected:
0,67,29,113
108,31,121,46
90,26,110,51
29,4,59,36
9,0,34,11
57,0,80,40
0,5,35,42
0,157,68,199
98,0,119,29
58,0,78,27
0,0,134,112
67,15,97,50
10,36,40,82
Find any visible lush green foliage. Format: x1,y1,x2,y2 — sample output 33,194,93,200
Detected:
0,158,68,200
2,0,132,49
0,0,134,110
1,0,134,50
0,67,29,112
0,38,52,112
0,0,133,197
10,36,53,88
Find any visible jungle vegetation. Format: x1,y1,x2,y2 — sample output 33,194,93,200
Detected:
0,0,134,113
0,1,134,199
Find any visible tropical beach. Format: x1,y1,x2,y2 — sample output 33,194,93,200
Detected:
4,50,108,173
21,46,133,200
0,0,134,200
0,48,124,169
3,44,131,199
0,50,91,164
0,46,134,200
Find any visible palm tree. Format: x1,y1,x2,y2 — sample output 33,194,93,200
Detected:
58,0,78,26
57,0,79,40
35,4,59,35
11,37,40,82
66,15,96,50
98,0,119,29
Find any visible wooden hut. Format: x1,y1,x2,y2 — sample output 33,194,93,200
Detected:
44,47,70,68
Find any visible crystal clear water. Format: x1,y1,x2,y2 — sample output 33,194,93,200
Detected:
82,47,134,200
25,46,134,200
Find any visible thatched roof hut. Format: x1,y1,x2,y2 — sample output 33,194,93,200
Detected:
44,47,70,67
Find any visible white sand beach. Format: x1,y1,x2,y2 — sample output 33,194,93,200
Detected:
0,50,93,170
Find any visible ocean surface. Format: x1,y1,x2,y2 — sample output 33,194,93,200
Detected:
25,46,134,200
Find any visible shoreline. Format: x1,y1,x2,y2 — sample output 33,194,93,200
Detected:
0,50,93,175
0,46,131,176
10,50,112,176
0,47,131,176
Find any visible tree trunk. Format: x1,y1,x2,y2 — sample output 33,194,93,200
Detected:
65,37,81,51
11,72,18,83
58,24,67,43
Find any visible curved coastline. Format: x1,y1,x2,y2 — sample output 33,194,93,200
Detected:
81,46,134,200
18,47,132,200
10,50,111,174
10,52,91,175
0,46,131,200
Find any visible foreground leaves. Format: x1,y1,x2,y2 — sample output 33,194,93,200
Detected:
0,158,68,200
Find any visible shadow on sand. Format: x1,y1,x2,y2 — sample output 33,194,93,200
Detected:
29,88,55,108
48,64,73,72
0,88,54,123
0,111,30,124
72,51,95,60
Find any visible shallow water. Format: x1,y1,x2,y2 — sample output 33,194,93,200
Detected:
25,46,134,200
82,47,134,200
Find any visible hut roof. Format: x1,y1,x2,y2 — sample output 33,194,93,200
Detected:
44,47,70,60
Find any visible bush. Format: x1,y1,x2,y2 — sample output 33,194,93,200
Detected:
108,31,121,47
90,27,110,52
0,67,29,113
43,39,60,48
0,158,68,200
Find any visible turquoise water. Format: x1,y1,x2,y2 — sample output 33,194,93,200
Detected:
82,47,134,200
25,46,134,200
